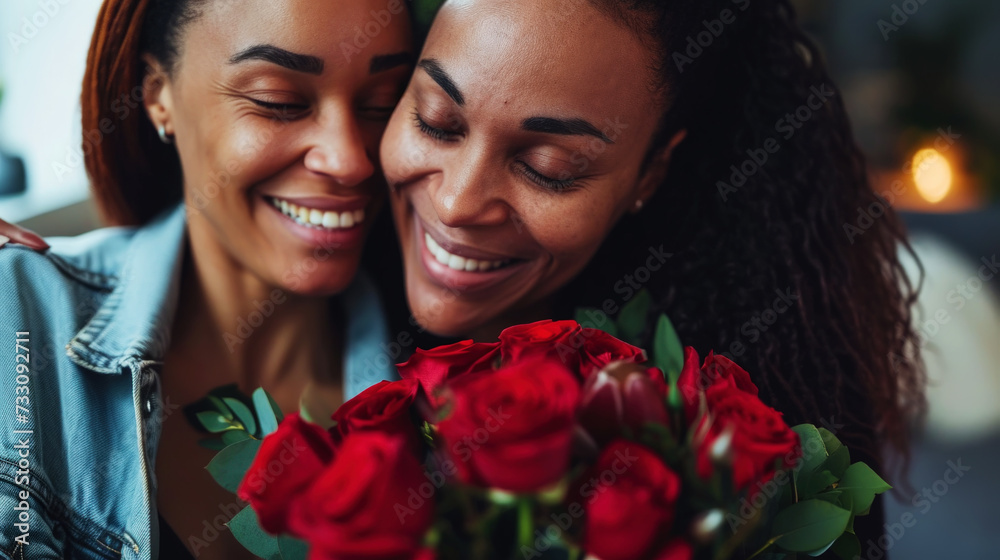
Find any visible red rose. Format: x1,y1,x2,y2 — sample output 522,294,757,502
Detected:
677,348,758,421
578,362,669,446
397,340,500,391
498,320,583,368
436,358,580,493
583,441,681,560
289,432,432,559
694,383,800,490
331,380,422,454
578,328,647,378
237,414,336,534
652,539,693,560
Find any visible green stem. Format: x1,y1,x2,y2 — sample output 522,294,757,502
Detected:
746,537,780,560
517,498,534,551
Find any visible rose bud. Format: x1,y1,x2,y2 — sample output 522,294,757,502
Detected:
578,361,670,446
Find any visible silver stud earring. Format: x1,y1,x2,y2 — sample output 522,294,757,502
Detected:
634,199,645,211
157,125,173,144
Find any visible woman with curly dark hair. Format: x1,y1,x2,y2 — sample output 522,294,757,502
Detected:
375,0,925,552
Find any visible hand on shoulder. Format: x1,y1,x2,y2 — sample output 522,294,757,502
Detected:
0,217,49,251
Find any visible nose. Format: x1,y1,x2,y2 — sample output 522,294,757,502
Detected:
429,151,511,228
303,109,376,188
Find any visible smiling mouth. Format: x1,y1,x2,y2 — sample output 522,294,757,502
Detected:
423,232,516,272
267,196,366,230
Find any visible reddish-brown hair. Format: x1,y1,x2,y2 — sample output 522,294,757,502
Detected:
81,0,187,226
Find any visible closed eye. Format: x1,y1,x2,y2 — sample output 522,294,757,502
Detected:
250,98,309,118
517,161,576,192
413,111,460,142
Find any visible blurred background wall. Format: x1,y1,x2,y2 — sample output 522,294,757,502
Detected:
1,1,998,557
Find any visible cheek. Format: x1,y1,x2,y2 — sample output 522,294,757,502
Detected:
208,122,301,197
522,198,620,262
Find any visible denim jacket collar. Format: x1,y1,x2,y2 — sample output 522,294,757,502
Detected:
66,204,188,374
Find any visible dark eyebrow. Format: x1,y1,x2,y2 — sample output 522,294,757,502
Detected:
229,45,324,75
417,59,465,106
521,117,613,144
371,52,414,74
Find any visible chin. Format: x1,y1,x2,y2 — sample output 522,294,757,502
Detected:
404,289,491,339
274,256,363,297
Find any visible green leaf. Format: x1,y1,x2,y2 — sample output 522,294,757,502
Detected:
228,506,281,560
413,0,446,28
222,430,253,446
806,538,837,557
814,490,843,505
196,411,239,433
830,532,861,560
818,427,843,454
617,289,652,343
278,535,309,560
206,438,262,494
829,491,856,534
837,463,892,515
225,397,258,437
574,307,619,337
793,425,828,474
820,445,850,480
253,388,281,436
208,396,234,420
771,499,852,553
652,314,684,384
198,437,227,451
797,470,838,499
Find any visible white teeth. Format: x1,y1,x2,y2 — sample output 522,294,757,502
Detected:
269,197,366,230
424,232,510,273
322,211,339,228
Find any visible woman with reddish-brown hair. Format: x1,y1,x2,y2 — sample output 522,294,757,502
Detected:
0,0,415,558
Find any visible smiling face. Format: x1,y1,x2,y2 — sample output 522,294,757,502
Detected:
145,0,413,295
381,0,678,337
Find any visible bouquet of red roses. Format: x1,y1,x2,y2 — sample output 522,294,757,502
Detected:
197,293,888,560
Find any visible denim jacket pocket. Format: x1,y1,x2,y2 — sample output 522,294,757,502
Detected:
0,458,124,560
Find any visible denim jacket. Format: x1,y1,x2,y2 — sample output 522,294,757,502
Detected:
0,204,396,559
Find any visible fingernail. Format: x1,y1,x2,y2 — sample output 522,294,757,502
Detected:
0,235,9,248
21,230,50,250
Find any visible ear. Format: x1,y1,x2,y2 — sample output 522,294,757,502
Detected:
632,129,687,213
141,54,175,135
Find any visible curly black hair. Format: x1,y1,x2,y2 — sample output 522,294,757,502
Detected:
568,0,925,472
